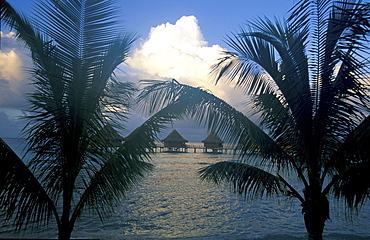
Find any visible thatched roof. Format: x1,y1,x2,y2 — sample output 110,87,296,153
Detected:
162,129,188,143
201,131,224,144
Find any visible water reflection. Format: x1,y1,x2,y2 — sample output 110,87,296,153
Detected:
75,152,369,240
1,144,369,239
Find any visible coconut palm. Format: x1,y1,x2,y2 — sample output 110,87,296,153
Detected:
0,0,176,239
137,1,370,239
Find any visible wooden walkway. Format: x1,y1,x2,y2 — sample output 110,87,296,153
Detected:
149,143,238,154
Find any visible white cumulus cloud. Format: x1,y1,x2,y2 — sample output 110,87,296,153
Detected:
126,15,243,104
0,31,32,108
0,50,24,81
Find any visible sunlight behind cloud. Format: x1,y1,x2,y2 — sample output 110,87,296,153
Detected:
126,15,243,105
0,50,24,81
0,31,31,108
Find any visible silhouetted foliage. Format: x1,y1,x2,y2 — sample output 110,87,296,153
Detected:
138,1,370,239
0,0,179,239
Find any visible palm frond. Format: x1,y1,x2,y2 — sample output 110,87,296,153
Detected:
71,142,154,222
211,35,278,96
199,161,286,199
288,0,312,35
211,16,315,169
34,0,121,61
307,2,370,170
332,161,370,208
71,85,199,221
138,80,300,173
21,0,137,203
328,114,370,174
0,0,46,60
0,139,59,229
2,0,148,237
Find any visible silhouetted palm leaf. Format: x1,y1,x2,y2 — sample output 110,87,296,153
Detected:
138,80,298,173
199,161,286,198
1,0,158,238
0,139,59,229
138,1,370,239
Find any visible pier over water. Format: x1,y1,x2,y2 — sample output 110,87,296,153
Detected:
156,130,234,153
150,142,238,154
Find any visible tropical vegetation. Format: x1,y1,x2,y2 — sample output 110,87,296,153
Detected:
137,0,370,239
0,0,176,239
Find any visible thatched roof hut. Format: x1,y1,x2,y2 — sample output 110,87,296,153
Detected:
161,129,188,148
201,131,224,149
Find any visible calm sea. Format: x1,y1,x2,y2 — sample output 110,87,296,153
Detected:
1,138,370,240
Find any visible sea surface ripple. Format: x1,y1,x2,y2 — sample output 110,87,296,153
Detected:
1,139,369,239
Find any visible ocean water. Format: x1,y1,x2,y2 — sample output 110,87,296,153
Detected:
1,138,370,239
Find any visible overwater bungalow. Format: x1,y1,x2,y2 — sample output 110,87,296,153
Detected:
202,131,224,153
161,129,188,152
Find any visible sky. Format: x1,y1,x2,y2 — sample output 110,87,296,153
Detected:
1,0,296,141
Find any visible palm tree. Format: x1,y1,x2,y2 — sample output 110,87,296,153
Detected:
137,1,370,239
0,0,176,239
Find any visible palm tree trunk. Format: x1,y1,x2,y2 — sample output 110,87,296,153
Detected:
59,195,74,240
58,221,72,240
303,211,325,240
302,190,330,240
59,200,73,240
59,166,74,240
